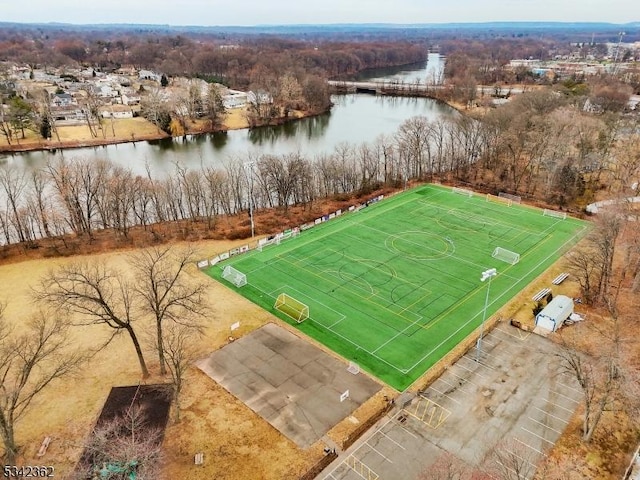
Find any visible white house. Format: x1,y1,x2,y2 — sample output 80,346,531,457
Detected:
222,89,249,109
139,70,163,83
121,93,141,105
535,295,574,332
100,105,134,119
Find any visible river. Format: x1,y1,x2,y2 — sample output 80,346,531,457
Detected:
1,55,450,176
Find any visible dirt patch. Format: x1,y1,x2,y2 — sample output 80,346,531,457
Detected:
75,385,171,474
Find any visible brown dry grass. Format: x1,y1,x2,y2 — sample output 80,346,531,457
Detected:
0,236,396,479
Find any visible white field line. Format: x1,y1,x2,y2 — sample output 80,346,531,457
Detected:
399,223,590,376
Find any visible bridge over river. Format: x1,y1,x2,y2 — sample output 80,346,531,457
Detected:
328,80,526,97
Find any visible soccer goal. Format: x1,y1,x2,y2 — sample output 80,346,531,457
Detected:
499,192,522,204
274,293,309,323
486,193,512,206
492,247,520,265
452,187,473,197
543,209,567,220
221,265,247,287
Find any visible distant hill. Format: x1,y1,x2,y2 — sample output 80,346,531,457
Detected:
0,21,637,41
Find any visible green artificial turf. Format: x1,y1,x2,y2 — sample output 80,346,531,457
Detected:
204,184,589,391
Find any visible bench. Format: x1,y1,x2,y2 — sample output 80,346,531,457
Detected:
532,288,551,302
552,273,569,285
195,452,204,465
36,436,51,457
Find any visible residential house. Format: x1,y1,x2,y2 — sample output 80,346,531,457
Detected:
51,93,76,107
222,89,249,109
139,70,163,83
100,105,134,119
121,93,141,106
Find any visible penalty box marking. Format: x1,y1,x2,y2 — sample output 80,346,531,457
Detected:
403,397,451,429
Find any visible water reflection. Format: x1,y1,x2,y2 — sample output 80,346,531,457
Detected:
2,58,452,176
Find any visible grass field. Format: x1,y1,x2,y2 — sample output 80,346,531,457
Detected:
204,184,589,391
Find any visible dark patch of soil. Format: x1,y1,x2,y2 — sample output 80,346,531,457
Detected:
75,385,171,475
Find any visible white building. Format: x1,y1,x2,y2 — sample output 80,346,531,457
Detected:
535,295,574,332
222,89,249,109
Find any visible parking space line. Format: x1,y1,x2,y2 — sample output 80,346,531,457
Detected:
459,355,497,372
543,398,575,414
451,361,489,379
447,369,482,388
345,454,380,480
437,376,474,395
404,397,451,429
557,380,582,395
365,441,393,463
533,406,569,424
425,385,462,405
496,460,533,480
504,448,538,469
528,417,563,434
514,437,547,456
521,426,555,444
391,416,418,439
549,389,580,404
378,430,406,450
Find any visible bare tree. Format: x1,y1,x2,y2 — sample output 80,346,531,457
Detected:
554,307,633,443
36,261,150,378
418,451,470,480
129,246,207,376
480,438,537,480
74,405,164,480
160,322,202,422
0,304,84,464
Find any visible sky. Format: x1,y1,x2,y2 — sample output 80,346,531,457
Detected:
0,0,636,26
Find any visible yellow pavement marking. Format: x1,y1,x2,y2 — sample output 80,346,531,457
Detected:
403,397,451,429
345,455,379,480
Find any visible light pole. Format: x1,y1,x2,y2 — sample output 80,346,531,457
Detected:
476,267,497,362
243,161,255,238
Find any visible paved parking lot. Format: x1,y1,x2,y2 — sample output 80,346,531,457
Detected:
321,323,581,480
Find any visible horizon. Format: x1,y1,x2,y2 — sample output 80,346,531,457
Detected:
0,0,637,27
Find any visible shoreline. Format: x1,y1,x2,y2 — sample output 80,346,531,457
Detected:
0,106,332,155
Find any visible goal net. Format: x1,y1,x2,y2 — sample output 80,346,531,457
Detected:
486,193,512,206
543,209,567,220
499,192,521,204
274,293,309,323
492,247,520,265
452,187,473,197
221,265,247,287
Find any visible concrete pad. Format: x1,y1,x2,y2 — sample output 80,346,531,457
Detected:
196,323,382,448
321,323,583,480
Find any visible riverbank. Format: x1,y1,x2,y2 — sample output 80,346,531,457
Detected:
0,106,325,154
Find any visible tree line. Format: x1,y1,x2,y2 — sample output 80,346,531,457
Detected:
1,89,637,248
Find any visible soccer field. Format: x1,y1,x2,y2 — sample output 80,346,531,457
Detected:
204,184,589,391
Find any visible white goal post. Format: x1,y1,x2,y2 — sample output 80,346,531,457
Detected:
543,209,567,220
274,293,309,323
499,192,522,204
221,265,247,287
492,247,520,265
486,193,512,206
452,187,473,197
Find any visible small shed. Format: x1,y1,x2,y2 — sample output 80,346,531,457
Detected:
535,295,574,332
